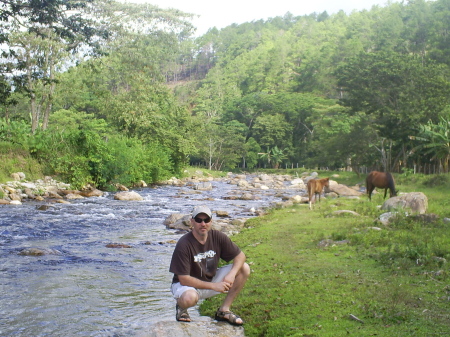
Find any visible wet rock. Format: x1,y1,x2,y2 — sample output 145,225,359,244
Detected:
164,213,185,226
48,191,63,199
116,184,129,191
166,215,192,230
194,182,213,191
36,204,52,211
136,180,148,187
114,191,143,201
18,247,62,256
215,210,229,217
66,193,85,199
106,243,133,248
80,188,103,197
140,318,245,337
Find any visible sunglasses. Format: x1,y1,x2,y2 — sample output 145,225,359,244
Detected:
193,216,211,223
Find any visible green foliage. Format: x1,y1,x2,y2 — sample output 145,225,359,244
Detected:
0,118,31,147
27,112,174,188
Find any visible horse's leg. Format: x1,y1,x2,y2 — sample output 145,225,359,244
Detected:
383,188,387,199
368,186,374,200
308,187,312,210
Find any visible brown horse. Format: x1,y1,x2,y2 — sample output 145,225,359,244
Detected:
365,171,397,200
307,178,330,209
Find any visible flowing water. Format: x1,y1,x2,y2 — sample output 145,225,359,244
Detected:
0,178,302,336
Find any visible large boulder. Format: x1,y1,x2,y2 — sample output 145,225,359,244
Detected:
114,191,143,201
328,180,363,197
79,188,104,197
165,214,192,230
145,318,245,337
381,192,428,214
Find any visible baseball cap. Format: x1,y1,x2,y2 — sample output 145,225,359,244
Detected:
192,205,212,218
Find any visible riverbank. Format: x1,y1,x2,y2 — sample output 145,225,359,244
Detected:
199,178,450,337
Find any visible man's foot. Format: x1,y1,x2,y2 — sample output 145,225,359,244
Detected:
215,309,244,326
176,304,191,322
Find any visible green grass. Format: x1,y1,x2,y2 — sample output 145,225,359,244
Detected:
200,173,450,337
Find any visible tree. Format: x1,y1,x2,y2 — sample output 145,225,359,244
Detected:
1,0,110,132
335,50,450,169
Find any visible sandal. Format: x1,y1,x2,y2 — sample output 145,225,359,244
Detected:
215,309,244,326
176,304,191,322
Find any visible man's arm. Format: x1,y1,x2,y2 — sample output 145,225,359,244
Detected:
222,251,246,286
178,274,231,293
178,251,246,293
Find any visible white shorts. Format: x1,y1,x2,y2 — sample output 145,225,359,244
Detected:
171,264,233,300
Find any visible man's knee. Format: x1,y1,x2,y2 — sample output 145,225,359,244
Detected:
240,262,251,278
178,289,199,308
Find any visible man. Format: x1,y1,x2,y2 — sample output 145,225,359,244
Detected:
169,205,250,325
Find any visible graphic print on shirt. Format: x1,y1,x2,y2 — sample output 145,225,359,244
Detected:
194,250,217,276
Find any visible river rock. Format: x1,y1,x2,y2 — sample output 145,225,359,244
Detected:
10,172,21,181
116,184,129,191
164,213,185,226
194,182,213,191
18,247,62,256
141,318,245,337
66,193,85,199
136,180,148,187
114,191,144,201
80,188,104,197
166,214,192,230
215,210,229,217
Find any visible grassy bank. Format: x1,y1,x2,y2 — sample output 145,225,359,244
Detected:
200,174,450,337
0,142,43,183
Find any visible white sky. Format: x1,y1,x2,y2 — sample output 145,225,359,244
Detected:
126,0,394,36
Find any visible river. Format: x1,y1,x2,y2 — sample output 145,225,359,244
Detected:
0,177,303,336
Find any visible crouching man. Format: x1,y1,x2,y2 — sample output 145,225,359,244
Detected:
169,205,250,325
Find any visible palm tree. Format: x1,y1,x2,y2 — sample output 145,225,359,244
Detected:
410,117,450,172
258,146,287,169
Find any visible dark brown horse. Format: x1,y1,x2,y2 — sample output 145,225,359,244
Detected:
307,178,330,209
365,171,397,200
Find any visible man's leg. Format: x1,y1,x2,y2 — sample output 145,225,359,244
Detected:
177,288,199,309
217,262,250,324
171,284,200,322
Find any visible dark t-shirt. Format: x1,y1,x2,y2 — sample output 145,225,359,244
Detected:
169,230,241,284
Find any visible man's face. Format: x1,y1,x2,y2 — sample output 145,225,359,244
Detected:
191,213,212,238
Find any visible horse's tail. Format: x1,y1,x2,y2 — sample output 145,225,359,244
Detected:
386,172,396,196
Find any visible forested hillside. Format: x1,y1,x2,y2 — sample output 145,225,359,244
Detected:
1,0,450,188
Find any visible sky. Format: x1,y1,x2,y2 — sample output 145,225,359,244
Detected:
127,0,393,36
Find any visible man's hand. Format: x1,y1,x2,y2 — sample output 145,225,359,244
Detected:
212,281,232,293
222,273,236,287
